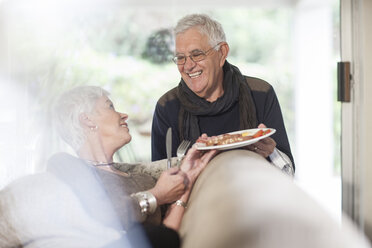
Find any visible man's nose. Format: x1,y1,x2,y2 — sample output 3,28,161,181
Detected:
183,56,196,71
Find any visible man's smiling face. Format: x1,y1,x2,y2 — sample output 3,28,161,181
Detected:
175,27,225,102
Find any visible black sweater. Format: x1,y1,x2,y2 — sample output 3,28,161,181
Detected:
151,75,294,168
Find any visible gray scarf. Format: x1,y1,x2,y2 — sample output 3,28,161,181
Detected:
177,61,257,143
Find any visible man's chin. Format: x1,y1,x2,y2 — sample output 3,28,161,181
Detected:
189,84,205,96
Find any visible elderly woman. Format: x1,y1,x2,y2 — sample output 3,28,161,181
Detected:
0,85,216,248
51,85,217,244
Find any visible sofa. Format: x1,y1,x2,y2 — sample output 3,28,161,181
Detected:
179,149,371,248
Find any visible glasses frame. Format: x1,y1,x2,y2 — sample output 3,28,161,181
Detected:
172,42,222,65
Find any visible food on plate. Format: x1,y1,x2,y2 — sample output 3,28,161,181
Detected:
196,129,271,147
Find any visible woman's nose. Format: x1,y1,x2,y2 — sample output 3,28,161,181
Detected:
119,112,128,120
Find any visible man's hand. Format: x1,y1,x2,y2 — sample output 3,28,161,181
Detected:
246,123,276,158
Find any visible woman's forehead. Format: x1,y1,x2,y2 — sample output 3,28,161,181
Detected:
95,95,111,107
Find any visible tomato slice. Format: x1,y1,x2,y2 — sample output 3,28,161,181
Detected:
252,129,264,138
263,129,271,135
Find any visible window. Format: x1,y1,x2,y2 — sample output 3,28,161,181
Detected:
0,0,341,219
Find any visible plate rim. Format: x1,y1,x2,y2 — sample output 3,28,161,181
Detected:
195,128,276,151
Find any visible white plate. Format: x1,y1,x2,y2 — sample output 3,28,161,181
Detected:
195,128,276,151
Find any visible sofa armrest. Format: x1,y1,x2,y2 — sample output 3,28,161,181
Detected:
179,150,370,248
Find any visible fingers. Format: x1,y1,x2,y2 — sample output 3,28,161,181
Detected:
261,136,276,145
168,170,188,189
188,146,216,158
200,149,218,164
167,166,180,175
154,170,190,204
159,168,187,188
201,133,208,138
246,144,257,151
182,147,217,171
186,146,198,156
182,147,203,167
246,137,276,158
177,146,217,187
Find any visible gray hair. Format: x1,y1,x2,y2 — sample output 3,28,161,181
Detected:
174,14,226,48
53,86,109,151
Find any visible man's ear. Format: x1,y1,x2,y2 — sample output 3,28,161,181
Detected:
219,42,229,67
79,113,96,129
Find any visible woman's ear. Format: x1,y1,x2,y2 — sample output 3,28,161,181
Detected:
79,113,96,130
219,42,229,67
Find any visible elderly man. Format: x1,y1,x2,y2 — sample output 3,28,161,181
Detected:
151,13,294,174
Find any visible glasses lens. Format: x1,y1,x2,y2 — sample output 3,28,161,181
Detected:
190,52,206,62
173,55,186,65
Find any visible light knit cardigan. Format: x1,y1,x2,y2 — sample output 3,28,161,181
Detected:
0,158,175,248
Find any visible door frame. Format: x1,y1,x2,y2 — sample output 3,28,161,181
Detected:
340,0,364,228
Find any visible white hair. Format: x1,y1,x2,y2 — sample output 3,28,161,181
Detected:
53,86,109,151
174,14,226,48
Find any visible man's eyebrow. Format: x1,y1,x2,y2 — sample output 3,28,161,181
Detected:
190,48,203,53
176,49,203,55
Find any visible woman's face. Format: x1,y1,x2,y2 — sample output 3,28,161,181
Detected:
90,95,131,150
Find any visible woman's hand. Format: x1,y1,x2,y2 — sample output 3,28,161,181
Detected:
162,147,216,231
180,146,217,187
149,167,188,205
246,123,276,157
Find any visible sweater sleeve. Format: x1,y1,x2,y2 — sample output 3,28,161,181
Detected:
151,88,181,161
151,103,170,161
246,76,295,169
260,86,295,168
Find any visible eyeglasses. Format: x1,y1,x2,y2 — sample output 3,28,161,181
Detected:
172,43,221,65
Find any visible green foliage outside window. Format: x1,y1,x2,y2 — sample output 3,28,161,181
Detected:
1,4,339,173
